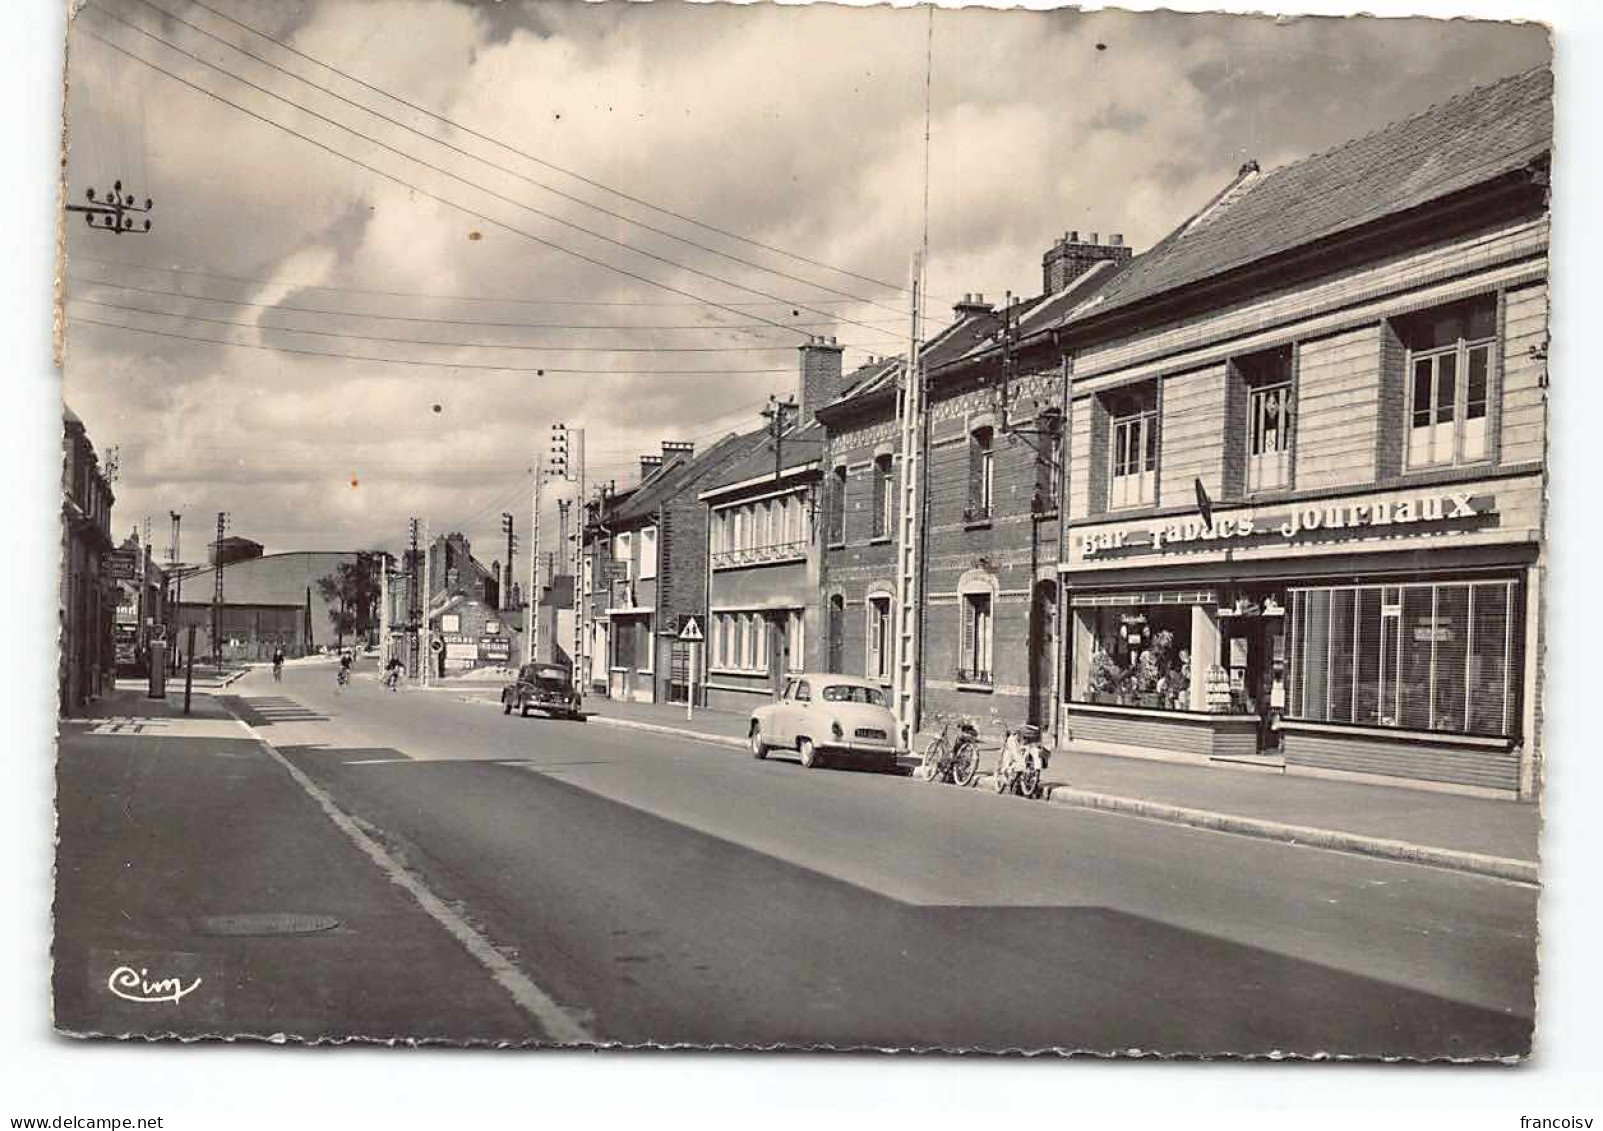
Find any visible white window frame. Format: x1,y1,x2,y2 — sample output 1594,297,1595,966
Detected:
638,525,658,581
1246,381,1292,493
1407,337,1495,469
874,455,894,539
788,609,805,673
866,594,892,682
1109,404,1158,510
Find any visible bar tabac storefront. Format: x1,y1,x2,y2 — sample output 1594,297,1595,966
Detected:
1060,472,1542,799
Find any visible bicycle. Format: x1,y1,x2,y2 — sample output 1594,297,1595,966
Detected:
994,722,1048,799
916,713,981,787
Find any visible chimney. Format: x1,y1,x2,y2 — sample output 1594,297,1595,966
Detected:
639,453,664,482
796,335,844,424
1042,229,1133,294
661,440,695,465
952,291,995,319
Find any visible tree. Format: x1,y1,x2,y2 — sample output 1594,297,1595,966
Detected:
316,552,381,649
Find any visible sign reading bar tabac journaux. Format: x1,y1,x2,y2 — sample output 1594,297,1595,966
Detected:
1076,490,1496,560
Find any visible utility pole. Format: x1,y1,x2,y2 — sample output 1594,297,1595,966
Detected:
378,550,389,665
527,471,542,665
65,179,154,235
407,518,421,679
138,516,151,651
211,511,228,667
501,512,516,612
422,518,433,687
761,395,798,482
892,252,927,748
572,427,586,683
168,511,181,671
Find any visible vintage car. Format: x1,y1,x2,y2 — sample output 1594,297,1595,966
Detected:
501,662,583,720
748,673,901,771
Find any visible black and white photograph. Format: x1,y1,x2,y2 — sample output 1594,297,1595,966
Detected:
20,0,1594,1090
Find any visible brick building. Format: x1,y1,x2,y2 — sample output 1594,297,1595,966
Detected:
813,305,1005,698
584,433,764,703
1051,66,1551,799
425,532,517,674
60,407,117,715
909,256,1129,740
695,339,847,712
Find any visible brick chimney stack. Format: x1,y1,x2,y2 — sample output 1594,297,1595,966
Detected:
797,335,845,424
661,441,695,465
1042,230,1133,294
952,292,995,318
639,453,664,482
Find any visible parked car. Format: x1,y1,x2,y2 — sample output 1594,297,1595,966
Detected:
749,673,901,771
501,662,583,720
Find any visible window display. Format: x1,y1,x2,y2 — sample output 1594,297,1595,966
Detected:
1073,604,1195,711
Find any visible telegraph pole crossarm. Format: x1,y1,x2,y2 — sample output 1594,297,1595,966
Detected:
65,180,154,234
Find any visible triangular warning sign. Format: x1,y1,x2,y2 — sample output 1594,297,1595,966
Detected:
678,616,704,641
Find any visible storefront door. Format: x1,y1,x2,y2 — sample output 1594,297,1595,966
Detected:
1220,594,1287,754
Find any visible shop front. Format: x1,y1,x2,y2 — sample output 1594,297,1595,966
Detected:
1060,474,1542,798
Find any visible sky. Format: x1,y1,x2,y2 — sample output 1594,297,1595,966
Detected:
58,0,1551,565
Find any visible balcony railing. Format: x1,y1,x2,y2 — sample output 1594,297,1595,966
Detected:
963,502,993,524
711,541,809,570
955,667,994,686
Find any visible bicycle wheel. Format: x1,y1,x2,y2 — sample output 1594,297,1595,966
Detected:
949,740,980,788
1020,764,1042,800
916,737,946,782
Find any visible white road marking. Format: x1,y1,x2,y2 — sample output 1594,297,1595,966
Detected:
228,715,596,1045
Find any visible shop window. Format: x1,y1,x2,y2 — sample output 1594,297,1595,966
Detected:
958,591,993,685
828,467,847,545
1287,579,1516,737
967,427,994,522
866,594,892,682
873,454,894,539
1106,387,1158,510
1398,295,1497,469
1071,603,1199,712
613,619,637,670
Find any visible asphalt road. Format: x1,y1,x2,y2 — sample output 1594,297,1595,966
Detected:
225,660,1538,1056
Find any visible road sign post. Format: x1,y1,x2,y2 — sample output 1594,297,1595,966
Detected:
676,615,705,722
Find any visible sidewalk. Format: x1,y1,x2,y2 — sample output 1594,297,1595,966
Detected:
567,695,1539,882
53,687,541,1042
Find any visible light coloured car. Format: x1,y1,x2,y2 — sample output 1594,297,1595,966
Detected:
749,673,901,771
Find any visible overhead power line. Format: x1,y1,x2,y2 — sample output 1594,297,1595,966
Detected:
68,295,856,353
167,0,916,302
123,0,906,317
68,274,905,332
73,254,910,309
82,6,901,341
69,314,798,375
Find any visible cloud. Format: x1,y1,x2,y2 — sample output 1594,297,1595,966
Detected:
61,0,1549,559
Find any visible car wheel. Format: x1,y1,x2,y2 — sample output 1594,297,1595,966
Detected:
749,724,768,760
798,737,820,770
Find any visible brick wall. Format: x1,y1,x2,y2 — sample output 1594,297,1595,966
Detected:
920,371,1063,737
822,411,901,682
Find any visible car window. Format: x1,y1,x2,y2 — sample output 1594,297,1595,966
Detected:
782,679,797,701
795,681,811,702
822,684,887,706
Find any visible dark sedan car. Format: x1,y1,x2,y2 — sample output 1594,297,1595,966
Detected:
501,662,583,720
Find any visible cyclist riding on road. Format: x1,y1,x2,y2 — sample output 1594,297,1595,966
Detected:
272,645,285,683
337,650,353,686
